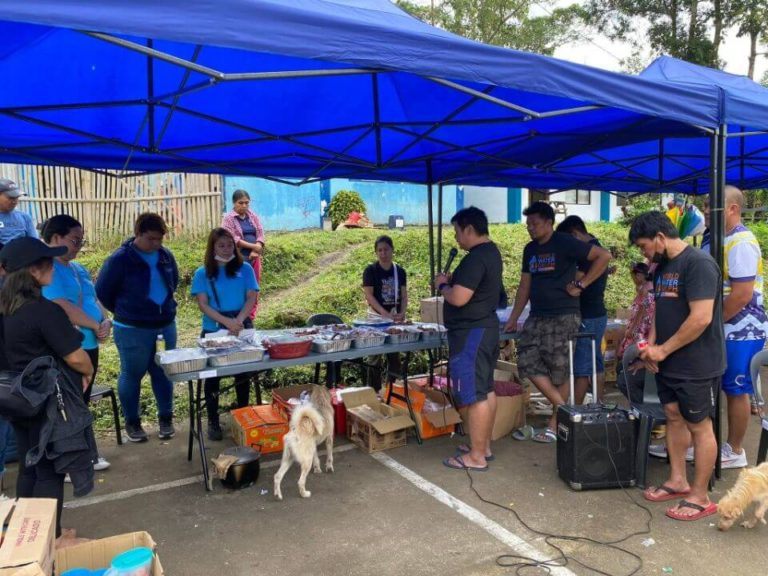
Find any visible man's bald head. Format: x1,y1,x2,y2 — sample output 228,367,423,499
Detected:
725,185,744,210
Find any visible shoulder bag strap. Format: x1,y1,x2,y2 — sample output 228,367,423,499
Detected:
208,277,222,309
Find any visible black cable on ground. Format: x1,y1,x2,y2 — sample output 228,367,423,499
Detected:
463,417,654,576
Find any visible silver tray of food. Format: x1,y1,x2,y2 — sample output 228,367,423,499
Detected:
413,323,447,341
312,337,353,354
384,327,422,345
207,345,265,367
198,335,242,351
156,348,209,375
348,328,388,349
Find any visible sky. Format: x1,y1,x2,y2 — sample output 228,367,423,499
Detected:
407,0,767,80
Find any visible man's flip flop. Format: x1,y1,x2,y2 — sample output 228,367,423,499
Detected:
665,499,718,521
643,484,691,503
456,444,495,461
442,455,489,472
532,428,557,444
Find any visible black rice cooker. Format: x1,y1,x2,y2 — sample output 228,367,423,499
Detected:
219,446,261,489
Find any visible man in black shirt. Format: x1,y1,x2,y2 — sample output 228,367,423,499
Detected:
556,216,610,404
504,202,611,443
630,211,724,522
435,207,503,472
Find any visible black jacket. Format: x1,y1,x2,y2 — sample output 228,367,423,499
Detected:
14,356,97,497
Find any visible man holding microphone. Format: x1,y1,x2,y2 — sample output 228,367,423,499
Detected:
436,207,503,472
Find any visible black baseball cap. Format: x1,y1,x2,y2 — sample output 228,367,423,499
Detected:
0,237,66,273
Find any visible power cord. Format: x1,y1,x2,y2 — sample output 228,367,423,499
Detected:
462,415,653,576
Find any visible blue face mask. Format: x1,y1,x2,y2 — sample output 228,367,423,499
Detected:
214,254,235,264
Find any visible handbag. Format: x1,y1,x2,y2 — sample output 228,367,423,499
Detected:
0,370,42,420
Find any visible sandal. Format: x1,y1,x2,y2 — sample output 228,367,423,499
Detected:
532,428,557,444
442,455,489,472
456,444,495,461
512,425,535,441
665,499,717,521
643,484,691,503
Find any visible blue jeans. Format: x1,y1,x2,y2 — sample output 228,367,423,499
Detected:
574,315,608,376
113,322,177,424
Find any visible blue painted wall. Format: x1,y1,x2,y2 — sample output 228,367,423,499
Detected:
224,177,324,230
224,176,460,231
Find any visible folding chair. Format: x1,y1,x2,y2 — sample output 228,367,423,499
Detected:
749,349,768,464
89,385,123,445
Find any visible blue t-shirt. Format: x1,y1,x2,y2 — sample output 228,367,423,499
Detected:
191,264,259,331
138,250,169,306
0,210,37,244
42,260,103,349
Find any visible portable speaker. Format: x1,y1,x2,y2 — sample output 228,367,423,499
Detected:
556,404,636,490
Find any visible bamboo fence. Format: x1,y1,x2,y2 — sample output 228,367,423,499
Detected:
2,164,224,242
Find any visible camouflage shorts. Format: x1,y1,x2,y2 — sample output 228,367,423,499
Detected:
517,314,581,385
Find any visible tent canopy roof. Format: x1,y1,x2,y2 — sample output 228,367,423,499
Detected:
0,0,725,187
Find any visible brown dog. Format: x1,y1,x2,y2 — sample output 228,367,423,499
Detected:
717,462,768,531
273,385,334,500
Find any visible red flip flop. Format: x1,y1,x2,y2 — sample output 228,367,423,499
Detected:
665,499,718,521
643,484,691,503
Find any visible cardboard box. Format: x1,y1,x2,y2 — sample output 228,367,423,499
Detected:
343,388,415,453
492,393,526,440
231,404,289,454
271,384,315,421
385,382,462,440
604,321,627,352
0,499,56,576
56,531,164,576
419,297,444,325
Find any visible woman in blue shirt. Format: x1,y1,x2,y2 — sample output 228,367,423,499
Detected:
42,215,111,471
191,228,259,440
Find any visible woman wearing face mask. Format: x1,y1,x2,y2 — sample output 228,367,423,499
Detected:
221,190,265,319
616,261,656,403
41,215,111,471
191,228,259,440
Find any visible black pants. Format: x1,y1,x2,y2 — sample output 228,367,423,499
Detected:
13,418,65,537
84,347,100,403
200,330,251,423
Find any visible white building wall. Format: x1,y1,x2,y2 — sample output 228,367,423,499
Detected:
462,186,508,223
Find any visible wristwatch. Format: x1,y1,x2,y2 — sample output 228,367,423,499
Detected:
573,280,585,290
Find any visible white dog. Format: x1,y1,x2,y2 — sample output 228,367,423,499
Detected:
274,385,334,499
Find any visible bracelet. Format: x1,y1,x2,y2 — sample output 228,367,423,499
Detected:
438,282,448,292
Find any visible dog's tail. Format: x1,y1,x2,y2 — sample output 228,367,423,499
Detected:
292,405,325,437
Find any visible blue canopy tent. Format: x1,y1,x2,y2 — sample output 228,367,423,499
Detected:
0,0,727,281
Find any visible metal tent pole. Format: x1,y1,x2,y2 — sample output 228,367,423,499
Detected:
437,182,444,275
427,161,436,296
710,125,727,482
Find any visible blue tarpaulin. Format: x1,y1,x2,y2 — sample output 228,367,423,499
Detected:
0,0,725,188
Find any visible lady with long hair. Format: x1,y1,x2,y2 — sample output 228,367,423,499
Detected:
191,228,259,440
221,189,265,318
41,215,111,471
0,237,94,542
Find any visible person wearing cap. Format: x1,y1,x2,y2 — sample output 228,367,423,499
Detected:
95,213,179,443
0,179,37,244
0,237,94,541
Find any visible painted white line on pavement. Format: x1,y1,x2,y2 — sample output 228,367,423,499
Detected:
370,452,576,576
66,443,358,509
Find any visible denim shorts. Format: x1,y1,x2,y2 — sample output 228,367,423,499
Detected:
573,315,607,377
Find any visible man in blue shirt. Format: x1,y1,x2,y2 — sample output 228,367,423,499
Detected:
0,179,37,244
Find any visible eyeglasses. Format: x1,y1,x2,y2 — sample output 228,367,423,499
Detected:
66,237,87,248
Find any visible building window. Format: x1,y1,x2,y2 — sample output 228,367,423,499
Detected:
616,194,630,207
563,190,591,205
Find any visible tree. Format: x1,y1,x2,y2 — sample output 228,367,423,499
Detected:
582,0,729,67
396,0,584,55
732,0,768,78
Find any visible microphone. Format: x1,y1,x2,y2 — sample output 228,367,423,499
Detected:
442,247,458,274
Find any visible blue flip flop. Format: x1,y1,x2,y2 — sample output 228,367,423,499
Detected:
443,455,489,472
456,444,495,461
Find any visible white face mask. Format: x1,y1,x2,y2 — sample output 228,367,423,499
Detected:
214,254,235,263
